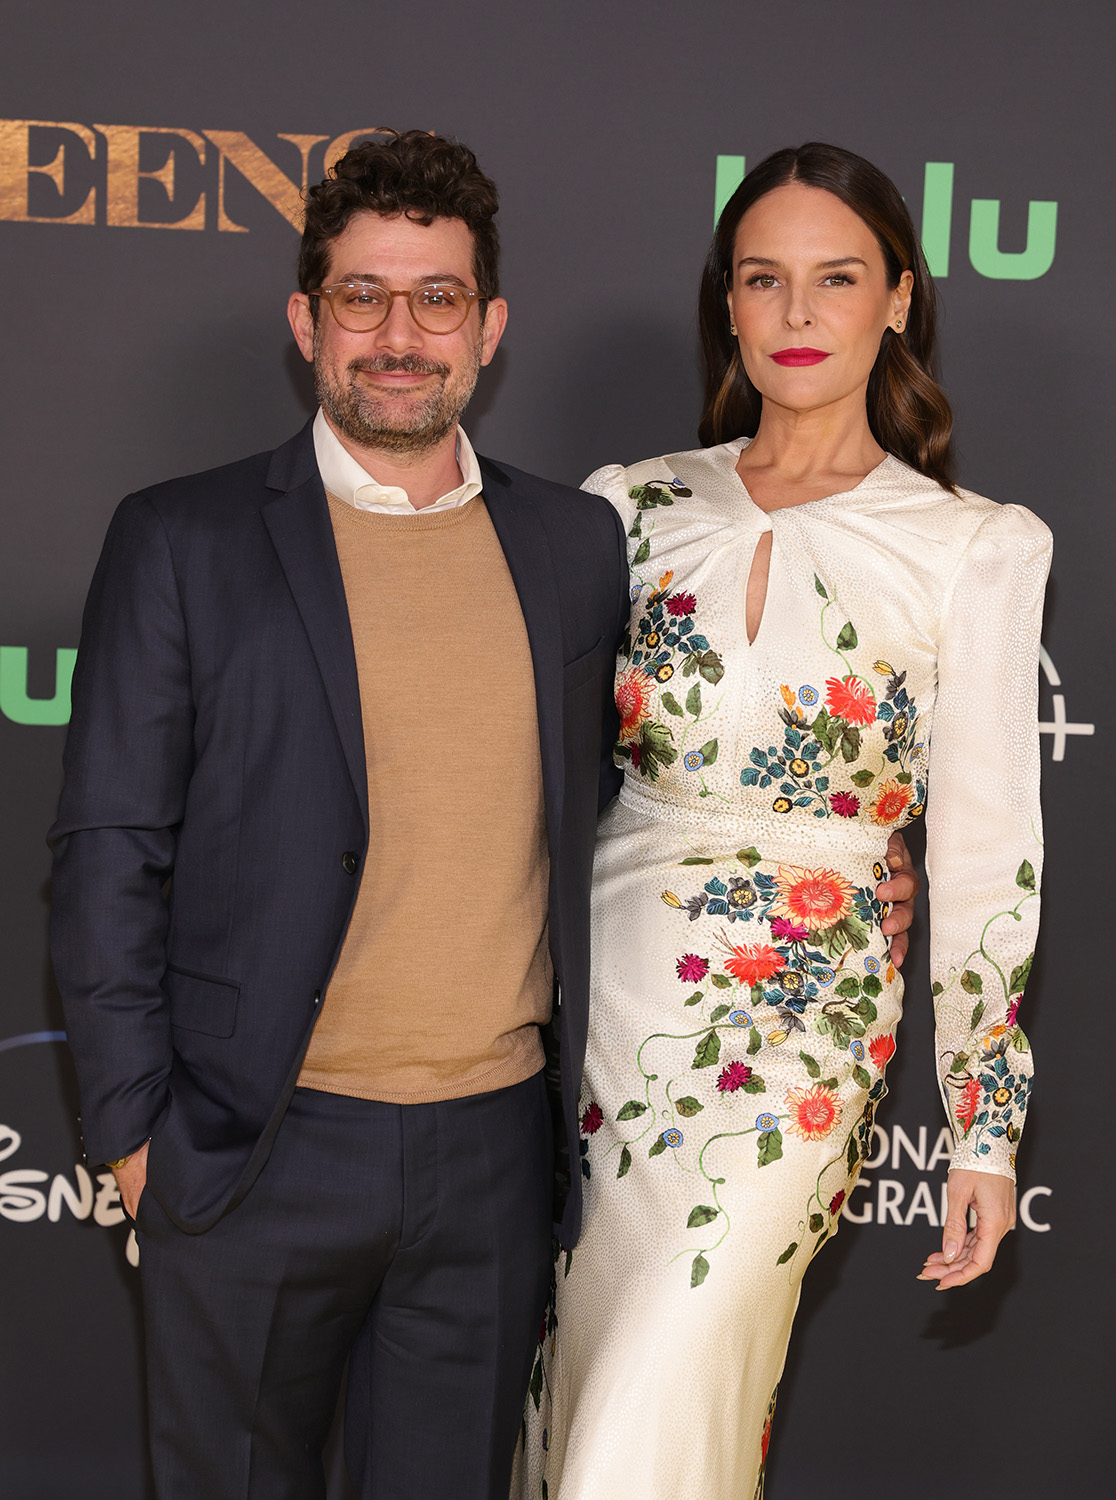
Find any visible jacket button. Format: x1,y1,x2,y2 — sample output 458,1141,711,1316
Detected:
342,851,359,875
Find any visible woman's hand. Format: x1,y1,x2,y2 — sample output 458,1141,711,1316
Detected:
877,829,919,967
918,1169,1015,1289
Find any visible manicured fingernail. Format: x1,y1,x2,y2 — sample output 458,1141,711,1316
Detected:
944,1241,958,1261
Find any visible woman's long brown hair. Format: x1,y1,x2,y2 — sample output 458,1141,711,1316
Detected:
698,142,957,493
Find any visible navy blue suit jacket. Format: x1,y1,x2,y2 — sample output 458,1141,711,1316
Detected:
49,422,628,1242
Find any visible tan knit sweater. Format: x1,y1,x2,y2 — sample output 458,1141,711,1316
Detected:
297,494,551,1103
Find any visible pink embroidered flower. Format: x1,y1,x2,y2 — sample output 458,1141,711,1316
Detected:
615,666,655,741
665,591,697,617
825,674,877,726
785,1083,842,1141
829,1189,846,1216
868,1034,896,1070
829,791,860,818
769,916,809,943
717,1061,753,1093
956,1077,981,1133
580,1102,603,1135
1006,996,1021,1027
676,953,710,983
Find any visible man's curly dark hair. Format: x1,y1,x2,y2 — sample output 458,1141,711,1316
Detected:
298,130,500,311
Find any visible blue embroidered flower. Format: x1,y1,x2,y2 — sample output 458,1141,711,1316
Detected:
864,956,881,974
662,1128,683,1147
799,685,819,706
684,750,705,770
755,1113,779,1133
814,967,836,985
630,584,643,602
728,1010,753,1027
850,1040,866,1061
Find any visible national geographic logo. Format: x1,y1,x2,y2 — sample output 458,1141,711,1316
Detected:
0,120,396,232
715,156,1058,280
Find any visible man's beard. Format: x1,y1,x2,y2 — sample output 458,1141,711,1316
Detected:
314,336,483,457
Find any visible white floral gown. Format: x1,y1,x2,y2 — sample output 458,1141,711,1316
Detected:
514,441,1051,1500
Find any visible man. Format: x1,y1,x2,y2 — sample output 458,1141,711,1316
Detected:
50,131,916,1499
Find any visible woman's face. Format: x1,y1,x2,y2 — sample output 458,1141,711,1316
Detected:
727,183,913,418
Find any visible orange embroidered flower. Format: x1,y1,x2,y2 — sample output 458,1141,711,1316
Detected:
614,666,655,741
784,1083,842,1141
868,1033,896,1070
780,684,796,711
824,674,877,726
869,778,914,826
724,942,786,987
770,865,853,932
956,1077,981,1133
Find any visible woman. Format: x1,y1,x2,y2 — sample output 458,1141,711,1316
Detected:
518,144,1050,1499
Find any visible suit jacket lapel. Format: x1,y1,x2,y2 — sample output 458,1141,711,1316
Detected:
261,426,368,828
481,458,565,863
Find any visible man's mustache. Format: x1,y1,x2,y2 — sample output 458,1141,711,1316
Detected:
349,354,451,378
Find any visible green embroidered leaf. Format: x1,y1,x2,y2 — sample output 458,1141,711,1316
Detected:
687,1204,719,1228
685,682,703,716
776,1239,798,1264
856,995,879,1023
847,1131,860,1172
931,980,944,996
815,912,871,958
961,969,983,995
952,1052,970,1072
628,513,643,538
836,621,859,652
811,706,837,753
861,974,882,998
680,855,715,864
896,771,913,784
692,1031,722,1069
529,1352,543,1409
675,1096,704,1118
617,1145,632,1178
709,1003,731,1023
564,1249,573,1278
835,975,861,998
758,1127,784,1167
648,1134,668,1157
853,1064,872,1090
691,1253,710,1288
684,990,704,1006
1016,859,1036,891
850,768,876,787
969,999,985,1032
809,1213,825,1234
710,972,733,989
698,650,726,685
811,1230,831,1259
661,690,684,717
737,846,762,867
839,725,862,763
742,1075,766,1093
1009,955,1033,993
821,1077,839,1090
1011,1026,1031,1054
699,738,719,765
814,574,828,599
799,1051,822,1078
617,1099,647,1120
748,1027,763,1056
633,538,651,565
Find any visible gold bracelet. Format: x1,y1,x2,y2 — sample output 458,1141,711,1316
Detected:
106,1154,132,1170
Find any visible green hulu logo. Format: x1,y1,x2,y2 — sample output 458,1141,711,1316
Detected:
714,157,1057,280
0,647,76,725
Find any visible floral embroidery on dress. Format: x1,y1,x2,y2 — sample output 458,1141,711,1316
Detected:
579,839,896,1286
741,576,927,825
614,482,726,794
934,856,1037,1169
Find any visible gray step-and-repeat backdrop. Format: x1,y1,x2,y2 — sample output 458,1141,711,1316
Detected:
1,2,1110,1495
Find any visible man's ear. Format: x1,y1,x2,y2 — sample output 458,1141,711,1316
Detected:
479,297,508,366
287,293,316,363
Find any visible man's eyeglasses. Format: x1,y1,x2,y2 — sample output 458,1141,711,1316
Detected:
309,281,484,334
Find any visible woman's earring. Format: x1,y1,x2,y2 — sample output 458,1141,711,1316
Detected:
730,322,738,336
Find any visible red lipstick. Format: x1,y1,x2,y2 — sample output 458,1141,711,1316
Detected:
770,348,830,367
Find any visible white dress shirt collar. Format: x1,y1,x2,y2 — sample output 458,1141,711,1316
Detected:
312,408,483,515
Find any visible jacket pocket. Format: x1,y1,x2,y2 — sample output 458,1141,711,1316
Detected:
563,636,608,695
166,966,240,1038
